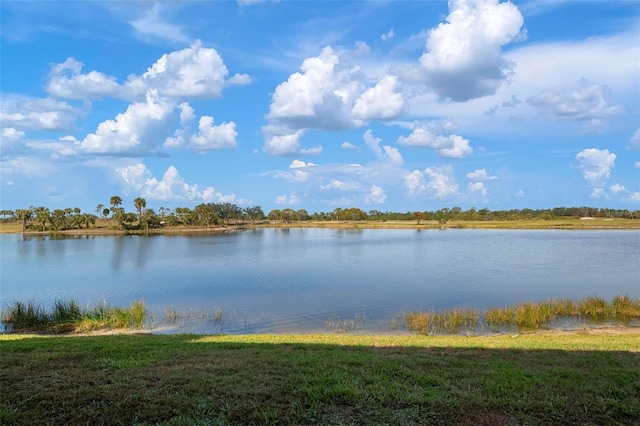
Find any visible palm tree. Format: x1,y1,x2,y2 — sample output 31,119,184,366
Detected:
15,209,32,232
134,197,147,224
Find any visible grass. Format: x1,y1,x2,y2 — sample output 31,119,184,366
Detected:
1,300,146,333
0,332,639,425
406,296,640,335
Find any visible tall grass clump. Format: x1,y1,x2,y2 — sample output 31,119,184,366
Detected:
611,295,640,320
1,300,49,331
578,296,609,320
404,308,478,335
2,299,147,333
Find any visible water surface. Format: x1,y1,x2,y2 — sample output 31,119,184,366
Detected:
1,229,638,333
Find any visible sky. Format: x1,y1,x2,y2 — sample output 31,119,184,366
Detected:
1,0,639,215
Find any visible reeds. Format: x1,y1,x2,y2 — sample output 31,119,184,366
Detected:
404,308,479,335
1,299,146,333
405,295,640,335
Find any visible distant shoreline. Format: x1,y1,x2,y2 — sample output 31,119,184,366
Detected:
1,217,640,235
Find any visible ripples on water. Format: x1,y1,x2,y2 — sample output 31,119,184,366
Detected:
1,229,639,334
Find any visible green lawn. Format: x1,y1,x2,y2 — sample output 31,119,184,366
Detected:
1,332,639,425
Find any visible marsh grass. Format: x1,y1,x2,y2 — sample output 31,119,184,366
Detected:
326,312,366,333
408,296,640,335
404,308,479,335
1,300,146,333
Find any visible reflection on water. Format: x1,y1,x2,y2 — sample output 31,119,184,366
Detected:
1,229,639,334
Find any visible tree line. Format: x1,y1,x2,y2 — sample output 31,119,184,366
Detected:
1,199,638,232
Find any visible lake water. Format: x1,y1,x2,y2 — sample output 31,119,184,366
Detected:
1,228,638,334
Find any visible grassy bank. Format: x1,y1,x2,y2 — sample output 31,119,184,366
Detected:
1,332,639,425
2,217,640,235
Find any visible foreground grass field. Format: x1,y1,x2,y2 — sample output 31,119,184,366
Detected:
1,332,639,425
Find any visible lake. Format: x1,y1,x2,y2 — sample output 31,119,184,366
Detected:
1,228,639,334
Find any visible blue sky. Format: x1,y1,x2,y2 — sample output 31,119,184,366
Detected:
1,0,639,214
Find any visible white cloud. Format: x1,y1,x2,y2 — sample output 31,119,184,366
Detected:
129,3,189,44
189,116,237,152
47,41,247,102
466,168,498,181
290,160,315,168
527,80,623,132
47,58,123,100
340,141,358,150
627,129,640,150
0,95,79,131
405,165,459,199
634,161,640,169
515,189,524,197
79,90,175,155
115,163,239,203
321,179,360,191
363,129,403,165
468,181,487,197
590,187,605,199
396,126,472,158
352,75,405,121
1,127,25,142
275,193,300,205
610,183,627,194
419,0,524,101
366,185,387,204
262,130,323,156
575,148,616,183
381,28,395,41
629,192,640,202
266,46,364,131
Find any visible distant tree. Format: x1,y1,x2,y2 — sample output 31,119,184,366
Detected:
0,209,14,220
140,209,160,232
134,197,147,223
15,209,32,232
95,204,104,217
102,208,110,221
49,209,68,230
244,206,265,224
34,207,50,232
267,209,281,221
280,208,295,223
111,207,126,229
208,202,242,225
295,209,310,222
414,211,423,225
110,196,122,209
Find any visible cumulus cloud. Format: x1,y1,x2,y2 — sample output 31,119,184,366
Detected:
575,148,616,183
468,181,487,197
366,185,387,204
352,75,405,120
527,80,623,132
262,130,322,156
47,41,248,102
0,95,79,131
47,58,123,100
78,90,175,155
1,127,25,142
627,129,640,150
466,168,498,181
115,162,239,202
263,46,406,155
189,116,237,152
396,126,472,158
405,165,458,199
610,183,627,194
419,0,524,101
